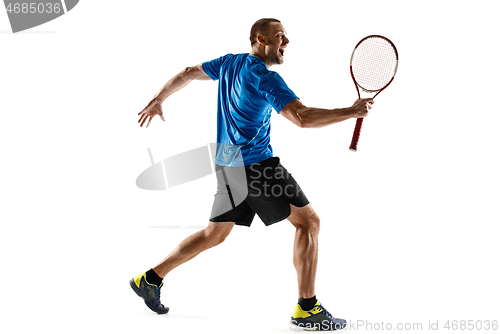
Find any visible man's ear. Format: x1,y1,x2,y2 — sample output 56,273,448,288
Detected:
257,34,266,45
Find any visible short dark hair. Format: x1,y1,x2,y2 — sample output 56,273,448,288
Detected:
249,18,281,46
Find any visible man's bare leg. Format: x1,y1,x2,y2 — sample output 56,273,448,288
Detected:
287,204,320,299
130,221,234,314
288,203,347,330
153,221,235,278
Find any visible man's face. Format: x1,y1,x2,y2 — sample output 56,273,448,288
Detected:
262,22,289,66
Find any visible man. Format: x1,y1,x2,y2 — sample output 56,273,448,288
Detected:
131,18,373,331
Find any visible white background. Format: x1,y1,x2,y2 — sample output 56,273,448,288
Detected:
1,1,499,333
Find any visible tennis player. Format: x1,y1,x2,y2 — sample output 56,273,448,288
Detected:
131,18,373,331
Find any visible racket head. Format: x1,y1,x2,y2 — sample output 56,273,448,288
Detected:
350,35,398,95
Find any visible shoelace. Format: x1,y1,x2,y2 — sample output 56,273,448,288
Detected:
149,284,163,307
316,306,334,319
154,286,161,299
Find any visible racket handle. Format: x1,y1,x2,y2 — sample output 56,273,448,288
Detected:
349,118,364,151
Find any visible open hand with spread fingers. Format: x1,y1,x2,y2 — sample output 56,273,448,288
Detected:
138,98,165,128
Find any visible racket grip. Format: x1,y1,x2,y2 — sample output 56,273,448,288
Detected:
349,118,364,151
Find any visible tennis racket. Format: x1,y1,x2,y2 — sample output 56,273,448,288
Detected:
349,35,399,151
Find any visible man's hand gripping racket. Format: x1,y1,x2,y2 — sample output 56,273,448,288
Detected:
348,35,399,151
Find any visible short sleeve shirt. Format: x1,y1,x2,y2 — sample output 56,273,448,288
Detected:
202,53,298,166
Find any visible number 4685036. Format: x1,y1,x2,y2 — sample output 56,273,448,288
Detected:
6,2,62,14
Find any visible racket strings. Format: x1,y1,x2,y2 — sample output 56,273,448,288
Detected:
351,37,397,92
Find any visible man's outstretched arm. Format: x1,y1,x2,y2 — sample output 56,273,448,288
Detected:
279,98,373,128
138,64,211,127
154,64,212,103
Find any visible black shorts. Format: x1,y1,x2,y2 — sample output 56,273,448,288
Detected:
209,157,309,227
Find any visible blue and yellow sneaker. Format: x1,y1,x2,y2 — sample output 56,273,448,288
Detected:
129,273,169,314
290,300,346,331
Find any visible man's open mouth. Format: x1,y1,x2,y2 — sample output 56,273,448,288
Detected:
279,48,285,57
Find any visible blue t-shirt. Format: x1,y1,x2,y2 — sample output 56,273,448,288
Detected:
202,53,298,166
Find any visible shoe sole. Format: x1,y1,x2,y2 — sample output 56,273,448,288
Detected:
129,279,169,314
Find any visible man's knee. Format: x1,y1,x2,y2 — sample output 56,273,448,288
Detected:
307,213,320,233
206,222,234,245
289,205,321,233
